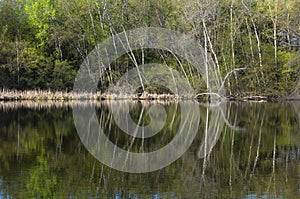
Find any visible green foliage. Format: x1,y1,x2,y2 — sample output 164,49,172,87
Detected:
20,47,54,89
0,0,299,95
24,0,56,46
52,60,76,90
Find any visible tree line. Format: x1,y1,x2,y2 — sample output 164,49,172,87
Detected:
0,0,299,96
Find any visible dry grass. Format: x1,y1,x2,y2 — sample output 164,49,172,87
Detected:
0,89,188,101
0,99,176,110
0,89,73,101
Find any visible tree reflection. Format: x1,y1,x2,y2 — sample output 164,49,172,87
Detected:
0,101,299,198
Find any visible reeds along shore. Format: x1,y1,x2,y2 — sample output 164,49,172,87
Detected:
1,90,286,102
0,99,176,111
0,90,183,101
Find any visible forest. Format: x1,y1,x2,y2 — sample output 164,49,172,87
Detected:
0,0,300,97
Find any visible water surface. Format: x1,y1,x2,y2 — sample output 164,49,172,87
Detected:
0,101,299,198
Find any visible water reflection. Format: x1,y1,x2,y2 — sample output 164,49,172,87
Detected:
0,101,299,198
73,100,203,173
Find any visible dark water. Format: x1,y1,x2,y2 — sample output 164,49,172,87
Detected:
0,101,299,198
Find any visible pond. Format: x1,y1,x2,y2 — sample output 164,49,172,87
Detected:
0,101,299,198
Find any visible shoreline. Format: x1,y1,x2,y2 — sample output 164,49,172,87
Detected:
0,90,298,102
0,90,180,101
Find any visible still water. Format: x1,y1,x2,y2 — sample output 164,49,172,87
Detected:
0,101,299,198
